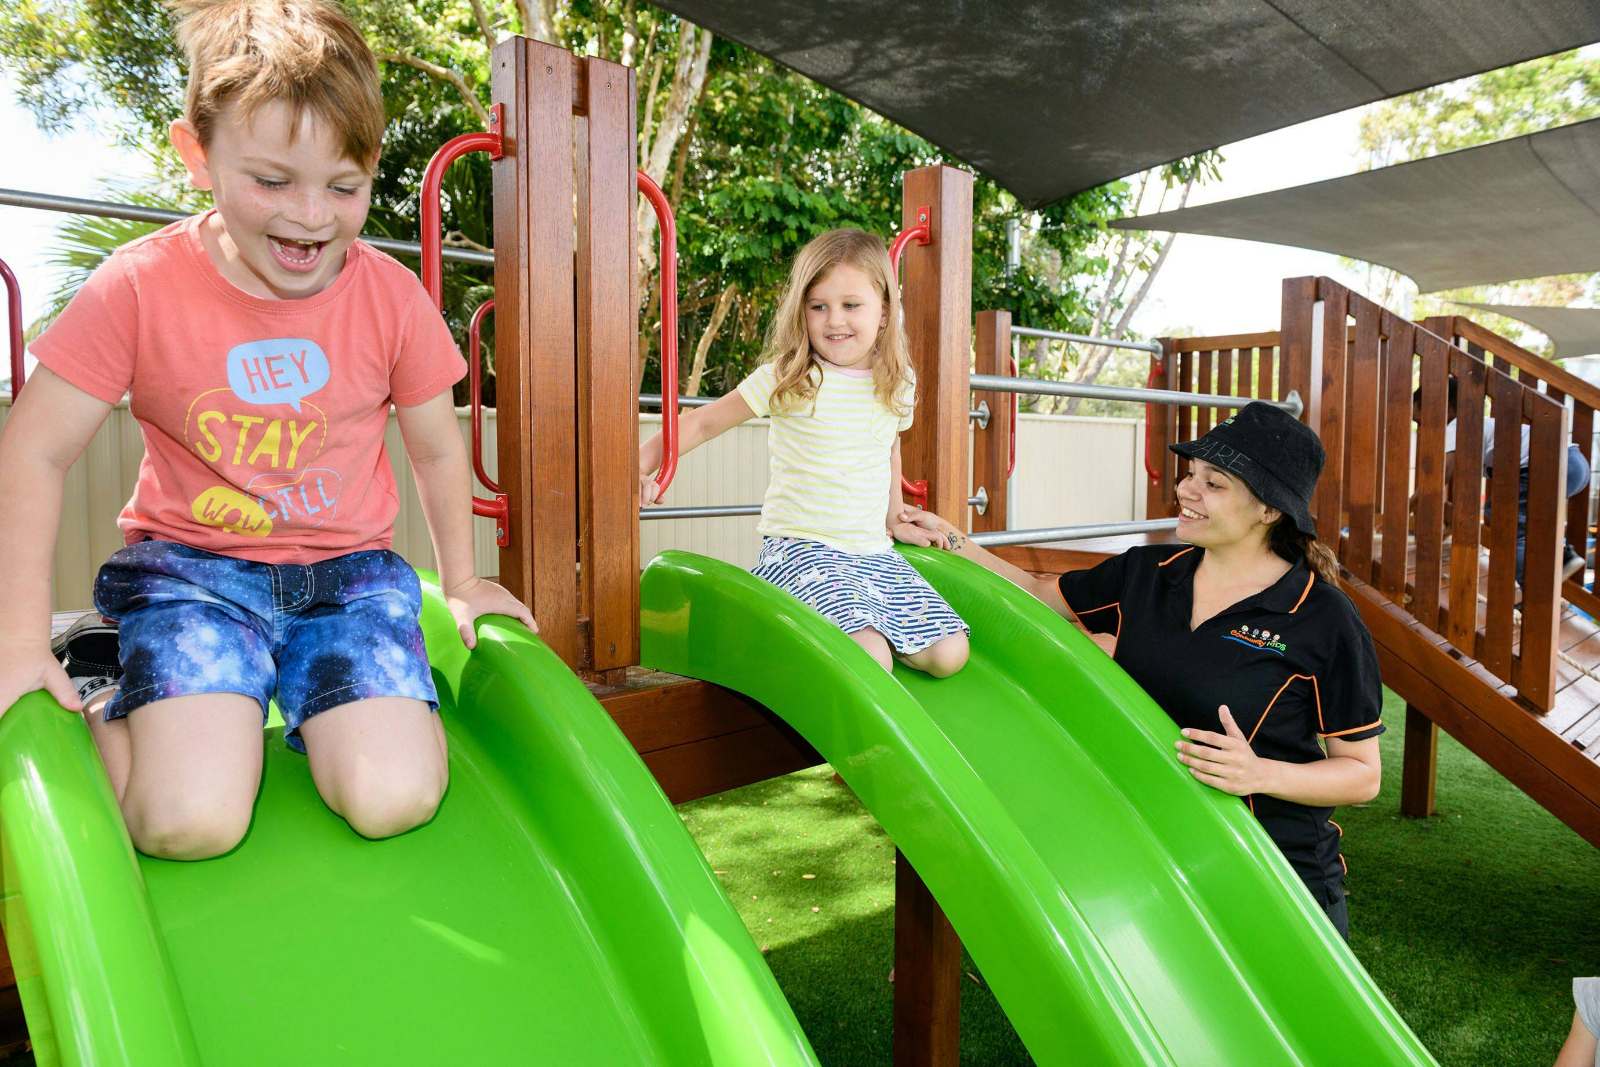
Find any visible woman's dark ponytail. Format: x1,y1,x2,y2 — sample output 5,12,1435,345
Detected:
1268,518,1341,585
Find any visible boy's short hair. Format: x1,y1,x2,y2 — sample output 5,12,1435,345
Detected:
170,0,385,170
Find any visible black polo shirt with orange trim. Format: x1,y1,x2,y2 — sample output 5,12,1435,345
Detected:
1058,544,1384,907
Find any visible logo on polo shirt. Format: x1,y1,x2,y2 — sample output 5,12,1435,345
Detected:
1224,626,1287,656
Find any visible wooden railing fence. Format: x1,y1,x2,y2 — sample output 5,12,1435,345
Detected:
1145,278,1570,712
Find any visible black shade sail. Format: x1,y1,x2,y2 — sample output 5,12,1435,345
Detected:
654,0,1600,207
1112,118,1600,292
1457,302,1600,358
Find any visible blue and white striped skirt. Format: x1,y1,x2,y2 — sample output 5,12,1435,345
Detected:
751,537,968,654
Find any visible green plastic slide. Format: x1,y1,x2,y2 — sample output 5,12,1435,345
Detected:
640,547,1439,1067
0,577,818,1067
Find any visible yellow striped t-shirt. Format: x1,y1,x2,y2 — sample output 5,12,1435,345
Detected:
737,360,915,554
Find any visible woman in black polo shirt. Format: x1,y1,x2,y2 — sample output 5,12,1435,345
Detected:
903,402,1382,938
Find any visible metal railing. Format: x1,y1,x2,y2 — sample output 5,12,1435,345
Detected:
970,518,1179,548
969,372,1302,417
0,187,495,268
1010,324,1163,356
640,393,990,422
643,492,990,521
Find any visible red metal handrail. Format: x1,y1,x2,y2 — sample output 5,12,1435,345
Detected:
1,258,21,403
1007,355,1018,480
1143,354,1163,484
467,298,498,495
637,170,679,498
890,208,932,508
420,105,509,546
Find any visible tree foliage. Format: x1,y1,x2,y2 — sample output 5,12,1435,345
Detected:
2,0,1153,402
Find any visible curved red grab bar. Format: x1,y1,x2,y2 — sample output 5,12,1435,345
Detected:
889,209,932,509
1007,355,1018,481
1,259,21,403
420,106,509,546
637,170,679,498
468,298,498,495
1143,355,1164,485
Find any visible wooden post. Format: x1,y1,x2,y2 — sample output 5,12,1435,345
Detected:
1279,277,1316,429
1145,338,1177,519
575,54,639,680
972,310,1011,534
900,166,973,526
1400,703,1438,818
893,850,960,1067
491,37,579,665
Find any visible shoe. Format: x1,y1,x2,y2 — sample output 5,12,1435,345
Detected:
51,614,122,704
1563,548,1586,584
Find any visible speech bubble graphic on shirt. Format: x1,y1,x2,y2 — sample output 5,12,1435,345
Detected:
226,338,330,412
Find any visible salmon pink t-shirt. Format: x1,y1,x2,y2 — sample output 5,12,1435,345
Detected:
31,212,467,564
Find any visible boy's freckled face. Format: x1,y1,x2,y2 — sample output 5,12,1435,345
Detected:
177,100,373,300
804,263,888,371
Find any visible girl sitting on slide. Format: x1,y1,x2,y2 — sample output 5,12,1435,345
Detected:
639,228,969,677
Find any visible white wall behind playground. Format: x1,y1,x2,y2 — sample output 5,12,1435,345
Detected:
2,402,1148,610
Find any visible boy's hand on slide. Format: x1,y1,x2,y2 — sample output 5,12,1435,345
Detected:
0,636,83,715
444,578,539,649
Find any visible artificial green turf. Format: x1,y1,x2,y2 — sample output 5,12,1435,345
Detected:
679,687,1600,1066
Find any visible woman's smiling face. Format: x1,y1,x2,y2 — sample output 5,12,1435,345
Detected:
1175,459,1278,547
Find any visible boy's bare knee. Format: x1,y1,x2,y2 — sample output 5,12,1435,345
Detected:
338,766,444,840
126,794,250,861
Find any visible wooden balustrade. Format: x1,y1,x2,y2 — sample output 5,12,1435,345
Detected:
1422,315,1600,624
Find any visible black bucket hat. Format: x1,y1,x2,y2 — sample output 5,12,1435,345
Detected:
1169,402,1324,537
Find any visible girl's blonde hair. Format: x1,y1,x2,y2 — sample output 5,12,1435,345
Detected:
762,228,914,417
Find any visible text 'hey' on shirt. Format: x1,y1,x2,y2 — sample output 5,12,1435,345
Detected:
30,211,467,565
737,360,914,555
1059,544,1385,905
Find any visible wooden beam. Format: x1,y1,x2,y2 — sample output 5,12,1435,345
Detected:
1400,703,1438,818
576,54,640,675
1146,339,1176,520
893,851,961,1067
972,310,1011,534
493,37,579,664
900,166,973,524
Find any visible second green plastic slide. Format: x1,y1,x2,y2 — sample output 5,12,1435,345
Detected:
0,578,818,1067
639,547,1438,1067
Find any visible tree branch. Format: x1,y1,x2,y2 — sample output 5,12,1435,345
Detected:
467,0,497,53
376,52,489,127
685,282,738,397
620,0,640,67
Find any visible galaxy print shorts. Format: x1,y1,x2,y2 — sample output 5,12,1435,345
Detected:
750,537,968,654
93,539,438,753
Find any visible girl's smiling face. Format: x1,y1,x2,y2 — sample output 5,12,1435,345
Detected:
804,263,888,370
172,100,373,300
1175,459,1279,547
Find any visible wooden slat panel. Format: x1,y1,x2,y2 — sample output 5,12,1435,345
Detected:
1345,300,1382,581
1177,352,1195,447
1569,404,1594,564
1261,345,1277,402
1446,349,1488,652
1238,346,1253,403
1412,330,1449,632
1170,330,1283,353
1216,348,1233,417
1146,340,1177,520
1196,351,1214,435
1378,320,1415,600
1313,282,1350,546
1516,390,1568,710
576,54,639,672
1481,370,1523,677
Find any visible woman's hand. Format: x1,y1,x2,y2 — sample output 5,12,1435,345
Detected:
1175,706,1277,796
0,635,83,715
896,506,966,551
444,577,539,649
889,514,942,546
